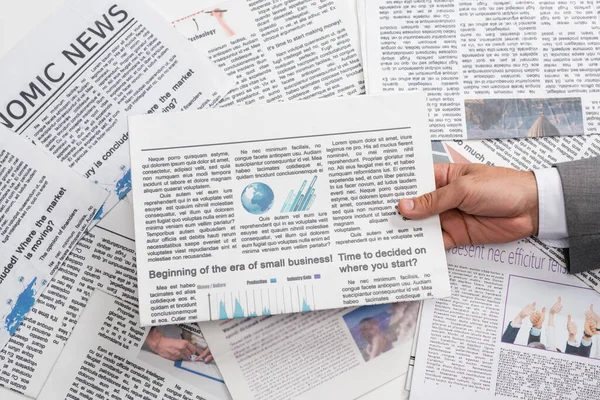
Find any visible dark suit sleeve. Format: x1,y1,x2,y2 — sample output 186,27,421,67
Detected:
578,341,592,357
554,157,600,273
501,323,520,344
565,342,579,355
528,329,541,345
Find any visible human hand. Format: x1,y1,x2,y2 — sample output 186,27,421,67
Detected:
155,337,201,361
195,346,214,363
398,164,538,248
513,302,536,326
210,8,225,21
584,304,600,323
567,315,577,341
584,318,598,338
550,297,562,315
530,307,546,329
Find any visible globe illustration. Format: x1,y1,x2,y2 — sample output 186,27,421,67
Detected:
241,182,275,215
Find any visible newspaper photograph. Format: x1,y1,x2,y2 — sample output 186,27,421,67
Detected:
0,126,107,352
0,0,234,220
129,93,451,326
359,0,600,140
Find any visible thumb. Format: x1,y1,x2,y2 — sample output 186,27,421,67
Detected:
568,315,572,323
558,296,561,304
541,307,546,315
399,183,465,219
591,304,594,311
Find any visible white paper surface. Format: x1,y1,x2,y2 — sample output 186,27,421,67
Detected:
200,301,419,399
128,93,450,326
147,0,364,107
0,0,233,220
360,0,600,141
0,126,107,351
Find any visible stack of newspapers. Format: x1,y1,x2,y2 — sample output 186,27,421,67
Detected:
1,0,599,399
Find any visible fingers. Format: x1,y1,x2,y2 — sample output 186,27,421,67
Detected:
204,354,214,363
399,183,466,220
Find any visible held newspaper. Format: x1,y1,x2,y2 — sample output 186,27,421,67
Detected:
128,93,451,326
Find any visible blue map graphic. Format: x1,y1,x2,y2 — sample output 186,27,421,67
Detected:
116,169,131,200
93,204,105,220
5,277,37,335
241,182,274,215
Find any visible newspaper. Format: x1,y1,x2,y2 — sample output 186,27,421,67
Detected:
0,126,107,352
0,0,233,220
128,93,451,326
0,201,134,397
410,240,600,399
199,301,419,399
405,137,600,398
359,0,600,140
38,290,230,400
147,0,364,107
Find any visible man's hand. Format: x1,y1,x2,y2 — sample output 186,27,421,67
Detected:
550,297,563,315
584,304,600,323
530,307,546,329
567,315,577,342
195,347,214,363
514,302,536,326
584,317,598,338
155,337,200,361
398,164,539,248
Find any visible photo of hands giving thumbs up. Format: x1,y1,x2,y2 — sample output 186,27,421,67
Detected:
501,280,600,359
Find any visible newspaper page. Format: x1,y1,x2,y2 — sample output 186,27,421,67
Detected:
0,127,107,351
410,240,600,399
200,301,419,399
147,0,364,107
0,201,136,397
129,93,451,326
0,0,234,220
38,290,230,400
360,0,600,140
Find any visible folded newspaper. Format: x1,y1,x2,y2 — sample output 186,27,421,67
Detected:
129,93,451,326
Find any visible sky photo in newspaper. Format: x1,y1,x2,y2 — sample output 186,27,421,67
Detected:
465,98,584,139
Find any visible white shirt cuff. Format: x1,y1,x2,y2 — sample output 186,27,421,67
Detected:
533,168,569,248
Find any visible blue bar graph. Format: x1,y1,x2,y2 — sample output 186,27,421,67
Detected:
283,176,317,213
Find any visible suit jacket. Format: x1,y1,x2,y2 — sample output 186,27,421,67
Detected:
565,341,592,357
555,157,600,273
